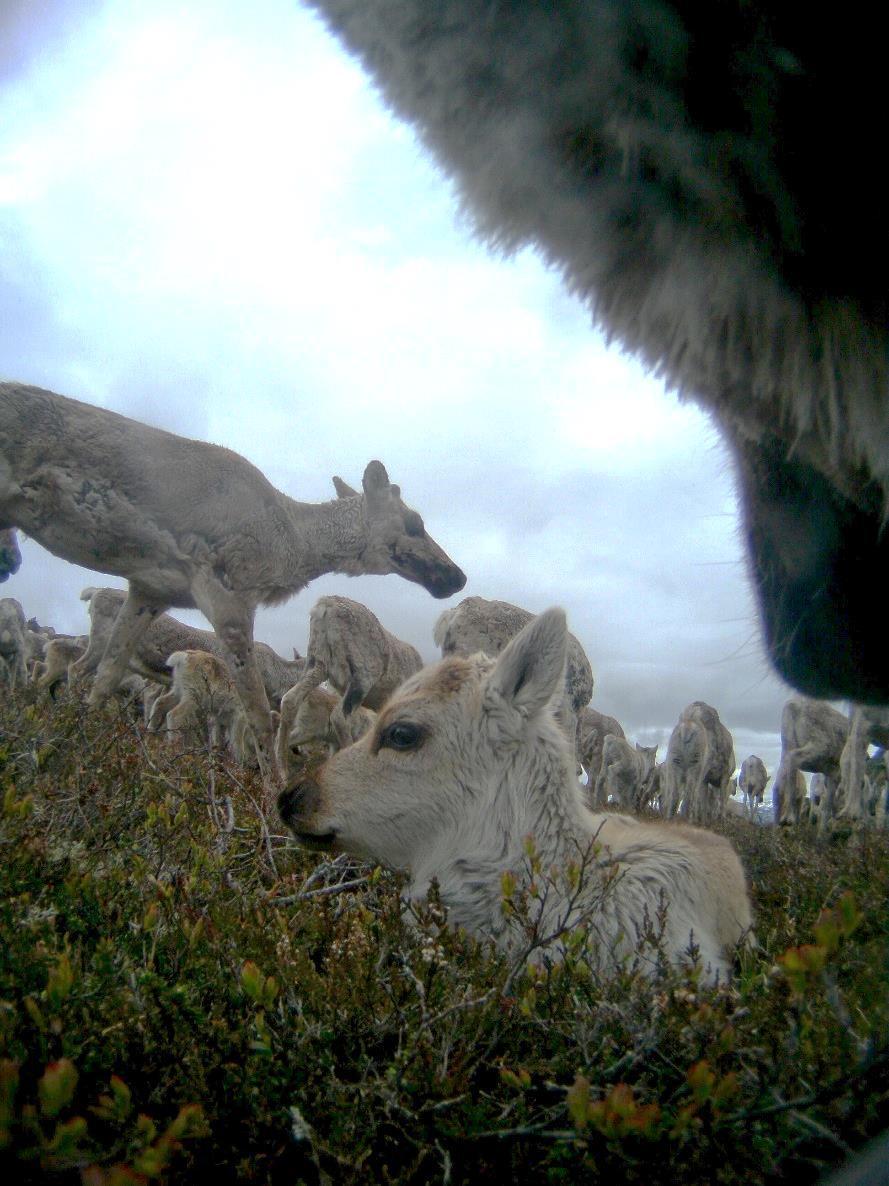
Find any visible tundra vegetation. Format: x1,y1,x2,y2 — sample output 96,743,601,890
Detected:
0,685,887,1184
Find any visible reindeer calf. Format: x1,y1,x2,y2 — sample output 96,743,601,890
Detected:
280,609,753,982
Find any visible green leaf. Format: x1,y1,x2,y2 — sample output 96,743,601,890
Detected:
38,1059,79,1118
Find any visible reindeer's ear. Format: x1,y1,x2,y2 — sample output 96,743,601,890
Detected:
486,608,567,719
292,648,302,662
362,460,392,513
333,476,358,499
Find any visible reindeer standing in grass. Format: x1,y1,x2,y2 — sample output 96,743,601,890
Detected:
0,382,465,781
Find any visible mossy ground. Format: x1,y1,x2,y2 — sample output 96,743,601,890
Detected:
1,687,887,1183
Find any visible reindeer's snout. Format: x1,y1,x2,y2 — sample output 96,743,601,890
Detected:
277,774,322,826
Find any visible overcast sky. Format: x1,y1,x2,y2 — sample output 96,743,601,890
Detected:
0,0,802,783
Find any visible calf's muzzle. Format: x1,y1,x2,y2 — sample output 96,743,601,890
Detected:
277,773,322,828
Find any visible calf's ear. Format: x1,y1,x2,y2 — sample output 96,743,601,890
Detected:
332,476,358,499
486,608,567,720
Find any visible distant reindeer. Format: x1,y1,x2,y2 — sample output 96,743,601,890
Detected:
575,706,625,793
773,698,849,826
863,750,889,826
434,595,594,742
35,636,88,696
280,609,753,982
157,650,257,766
277,686,375,782
738,756,769,820
838,707,889,824
22,618,58,678
0,597,28,688
276,596,423,776
806,772,828,827
0,383,465,778
306,1,889,705
77,587,305,710
594,736,657,813
662,703,735,826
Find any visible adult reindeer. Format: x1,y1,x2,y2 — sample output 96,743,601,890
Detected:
306,1,889,705
0,382,465,777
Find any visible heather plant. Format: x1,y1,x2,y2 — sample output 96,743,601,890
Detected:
0,686,887,1183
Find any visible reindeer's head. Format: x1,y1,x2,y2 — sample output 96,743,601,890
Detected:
636,743,658,772
278,608,571,873
333,461,466,599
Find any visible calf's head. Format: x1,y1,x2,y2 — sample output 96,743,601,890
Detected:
278,608,571,871
333,461,466,600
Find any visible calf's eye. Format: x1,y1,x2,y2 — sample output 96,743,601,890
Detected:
380,722,425,751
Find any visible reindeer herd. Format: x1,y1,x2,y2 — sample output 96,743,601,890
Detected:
2,373,888,984
9,566,886,836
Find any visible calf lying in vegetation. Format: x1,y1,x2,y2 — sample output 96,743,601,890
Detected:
280,609,753,981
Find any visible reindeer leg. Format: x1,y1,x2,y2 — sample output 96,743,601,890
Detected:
190,574,274,785
837,713,867,822
87,589,164,706
147,689,179,733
